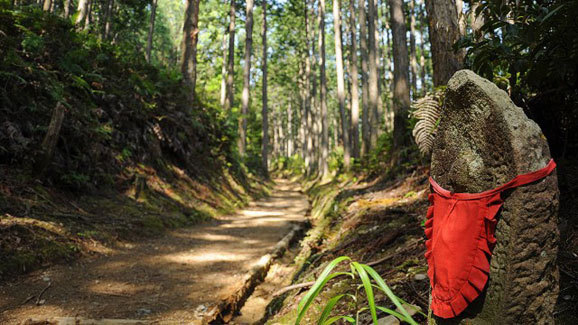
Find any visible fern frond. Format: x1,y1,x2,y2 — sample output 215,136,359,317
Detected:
410,88,445,155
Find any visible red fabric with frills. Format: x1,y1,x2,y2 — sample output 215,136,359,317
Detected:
425,159,556,319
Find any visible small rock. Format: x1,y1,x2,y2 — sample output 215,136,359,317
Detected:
398,303,422,317
414,273,427,281
42,277,51,282
378,315,400,325
38,299,45,305
563,295,572,301
137,308,152,316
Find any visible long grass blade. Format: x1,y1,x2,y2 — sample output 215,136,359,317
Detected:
361,264,418,325
323,315,356,324
295,256,351,325
318,294,347,325
351,262,378,325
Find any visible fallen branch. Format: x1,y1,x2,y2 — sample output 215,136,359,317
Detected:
203,222,306,324
35,282,51,305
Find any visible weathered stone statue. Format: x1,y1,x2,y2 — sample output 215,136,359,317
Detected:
430,70,559,324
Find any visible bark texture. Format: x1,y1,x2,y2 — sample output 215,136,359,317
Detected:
348,0,360,159
180,0,200,101
319,0,329,176
424,0,465,86
389,0,411,153
261,0,269,176
431,70,559,324
146,0,158,63
239,0,255,156
333,0,350,168
224,0,236,111
358,0,370,156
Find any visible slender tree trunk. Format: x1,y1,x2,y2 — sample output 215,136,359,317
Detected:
261,0,269,176
303,0,312,171
389,0,411,158
42,0,51,11
424,0,465,86
239,0,254,156
146,0,158,63
224,0,236,111
287,101,293,156
307,0,318,174
359,0,370,157
103,0,114,40
180,0,200,101
220,31,228,108
419,0,428,94
367,0,379,149
75,0,88,27
319,0,329,176
409,0,418,98
83,0,93,32
64,0,71,18
36,102,65,175
470,2,484,42
332,0,351,168
348,0,360,159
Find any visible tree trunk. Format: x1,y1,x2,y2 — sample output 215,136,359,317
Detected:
42,0,51,11
333,0,351,168
36,102,66,175
146,0,158,63
224,0,236,111
389,0,411,158
239,0,254,157
367,0,379,150
64,0,71,18
180,0,201,101
419,0,428,95
319,0,329,176
75,0,88,27
220,30,228,108
348,0,360,159
83,0,92,31
303,0,312,171
424,0,465,86
287,101,293,156
470,1,484,42
409,0,418,98
261,0,269,176
359,0,370,157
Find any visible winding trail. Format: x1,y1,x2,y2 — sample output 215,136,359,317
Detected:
0,179,308,324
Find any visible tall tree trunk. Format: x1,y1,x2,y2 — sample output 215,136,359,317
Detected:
42,0,51,11
83,0,92,32
424,0,465,86
419,0,428,94
307,0,318,174
303,0,312,171
367,0,379,149
180,0,200,101
333,0,351,168
359,0,370,157
64,0,71,18
470,1,484,42
409,0,418,98
75,0,88,27
146,0,158,63
287,101,293,156
261,0,269,176
319,0,329,176
239,0,254,156
348,0,360,159
224,0,236,111
389,0,411,158
220,31,228,108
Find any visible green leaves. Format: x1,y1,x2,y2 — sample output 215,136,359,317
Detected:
295,256,419,325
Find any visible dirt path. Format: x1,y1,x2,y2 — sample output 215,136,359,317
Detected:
0,179,309,324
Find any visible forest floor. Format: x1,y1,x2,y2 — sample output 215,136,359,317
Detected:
0,179,309,324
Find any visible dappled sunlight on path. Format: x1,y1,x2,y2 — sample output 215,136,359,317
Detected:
0,179,309,323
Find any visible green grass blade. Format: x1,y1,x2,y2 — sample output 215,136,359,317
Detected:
361,264,418,325
323,315,356,324
318,294,347,325
351,262,378,325
295,256,351,325
375,306,412,323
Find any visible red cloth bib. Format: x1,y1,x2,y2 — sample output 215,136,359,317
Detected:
425,159,556,318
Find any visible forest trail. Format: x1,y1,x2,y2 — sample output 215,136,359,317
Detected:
0,179,309,324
